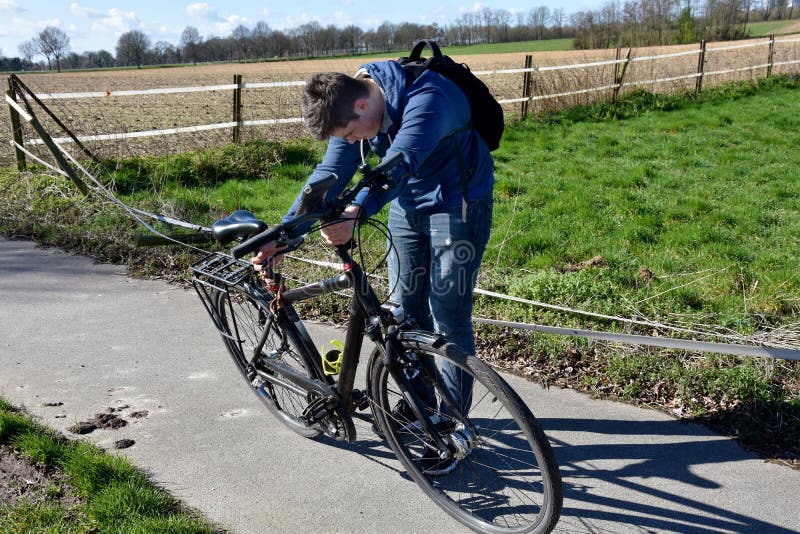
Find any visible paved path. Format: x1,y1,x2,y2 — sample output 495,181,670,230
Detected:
1,237,798,533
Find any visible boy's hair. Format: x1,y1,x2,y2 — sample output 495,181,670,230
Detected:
302,72,369,140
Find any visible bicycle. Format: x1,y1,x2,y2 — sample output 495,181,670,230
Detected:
190,153,563,533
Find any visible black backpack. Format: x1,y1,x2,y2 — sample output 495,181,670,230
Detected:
396,40,504,151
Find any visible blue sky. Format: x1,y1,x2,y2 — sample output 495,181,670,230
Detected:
0,1,604,57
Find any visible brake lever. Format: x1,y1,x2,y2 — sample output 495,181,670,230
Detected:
276,234,306,254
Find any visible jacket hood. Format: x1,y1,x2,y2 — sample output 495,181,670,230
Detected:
360,61,408,132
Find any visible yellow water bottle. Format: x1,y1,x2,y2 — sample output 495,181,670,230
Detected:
321,340,344,375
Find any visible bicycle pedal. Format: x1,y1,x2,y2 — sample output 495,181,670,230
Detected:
351,389,371,411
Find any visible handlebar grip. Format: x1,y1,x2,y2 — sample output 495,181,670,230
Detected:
231,225,284,259
373,152,404,175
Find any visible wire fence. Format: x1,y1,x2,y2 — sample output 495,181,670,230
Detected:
4,34,800,168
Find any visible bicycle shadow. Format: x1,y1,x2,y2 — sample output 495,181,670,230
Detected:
315,413,796,533
539,416,796,533
314,413,411,477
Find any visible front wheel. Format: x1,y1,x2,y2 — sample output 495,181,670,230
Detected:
370,336,562,533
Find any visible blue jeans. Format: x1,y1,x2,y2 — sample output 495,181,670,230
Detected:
387,193,493,415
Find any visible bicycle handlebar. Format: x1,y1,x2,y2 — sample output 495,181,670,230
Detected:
230,152,403,260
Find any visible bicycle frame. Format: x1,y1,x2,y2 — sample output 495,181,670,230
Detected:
192,239,464,450
191,156,564,532
283,242,466,447
268,243,382,412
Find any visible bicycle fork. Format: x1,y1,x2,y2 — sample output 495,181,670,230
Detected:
380,328,454,458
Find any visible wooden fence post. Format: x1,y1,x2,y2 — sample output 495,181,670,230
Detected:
767,34,775,78
6,80,26,171
232,74,242,144
27,111,89,195
520,55,534,119
612,48,632,103
613,47,622,100
695,40,707,94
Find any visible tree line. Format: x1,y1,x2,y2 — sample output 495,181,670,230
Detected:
572,0,798,49
1,2,797,72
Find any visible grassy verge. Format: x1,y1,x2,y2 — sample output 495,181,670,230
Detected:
1,75,798,466
0,396,216,533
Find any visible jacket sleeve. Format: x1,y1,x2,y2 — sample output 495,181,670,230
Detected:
283,136,363,234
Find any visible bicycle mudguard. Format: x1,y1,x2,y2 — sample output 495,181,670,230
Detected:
397,330,446,348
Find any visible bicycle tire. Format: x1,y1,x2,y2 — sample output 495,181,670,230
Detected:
212,286,322,438
371,336,562,533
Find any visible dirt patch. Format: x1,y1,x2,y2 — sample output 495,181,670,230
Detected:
67,411,128,435
113,438,136,449
0,443,84,510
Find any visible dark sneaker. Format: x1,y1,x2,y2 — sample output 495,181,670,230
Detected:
372,399,419,438
391,399,417,426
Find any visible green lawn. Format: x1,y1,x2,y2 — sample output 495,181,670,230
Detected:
746,19,798,37
442,38,575,55
487,81,800,331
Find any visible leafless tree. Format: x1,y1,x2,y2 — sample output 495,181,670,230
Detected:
232,24,252,61
116,30,151,68
252,21,271,60
528,7,551,40
180,26,202,65
18,39,38,64
35,26,70,72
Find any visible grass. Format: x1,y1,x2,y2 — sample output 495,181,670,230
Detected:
441,39,575,55
1,75,799,464
0,396,216,533
487,78,800,331
331,38,576,61
746,19,799,37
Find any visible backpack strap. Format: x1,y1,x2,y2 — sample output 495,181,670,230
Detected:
450,125,476,222
409,40,442,61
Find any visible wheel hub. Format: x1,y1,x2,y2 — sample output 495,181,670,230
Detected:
449,424,477,459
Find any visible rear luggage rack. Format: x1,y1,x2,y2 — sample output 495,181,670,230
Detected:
191,252,253,288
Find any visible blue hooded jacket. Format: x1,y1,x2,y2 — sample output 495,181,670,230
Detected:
285,60,494,223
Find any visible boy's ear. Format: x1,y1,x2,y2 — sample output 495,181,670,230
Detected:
353,97,369,113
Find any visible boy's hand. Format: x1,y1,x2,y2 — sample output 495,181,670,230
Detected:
252,240,286,275
320,205,360,245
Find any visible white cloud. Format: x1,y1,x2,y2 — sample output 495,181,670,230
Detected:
186,2,221,21
70,3,102,18
281,13,314,28
90,8,138,34
332,11,354,25
40,17,62,28
0,0,22,13
186,3,250,34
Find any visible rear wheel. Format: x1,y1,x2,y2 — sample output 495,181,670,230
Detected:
371,336,563,533
213,286,321,438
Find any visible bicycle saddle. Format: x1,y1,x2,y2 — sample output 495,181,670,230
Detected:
211,210,268,244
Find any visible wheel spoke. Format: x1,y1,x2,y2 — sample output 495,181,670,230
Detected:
213,287,320,438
